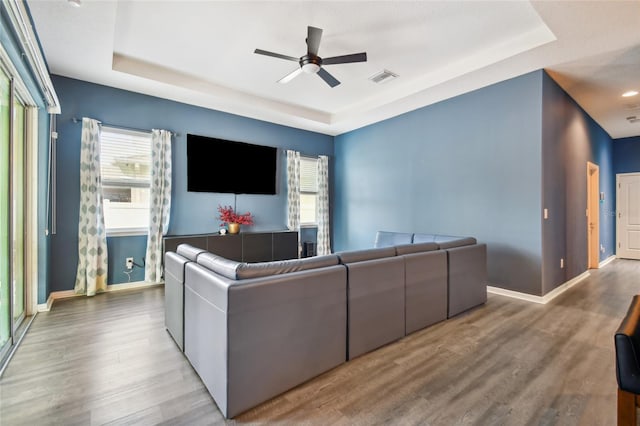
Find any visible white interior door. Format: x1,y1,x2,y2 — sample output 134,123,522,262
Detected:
617,173,640,260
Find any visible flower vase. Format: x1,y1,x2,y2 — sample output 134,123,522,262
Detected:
228,223,240,234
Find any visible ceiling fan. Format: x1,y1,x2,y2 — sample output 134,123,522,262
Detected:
254,26,367,88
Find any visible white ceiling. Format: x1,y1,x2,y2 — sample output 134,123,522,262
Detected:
27,0,640,138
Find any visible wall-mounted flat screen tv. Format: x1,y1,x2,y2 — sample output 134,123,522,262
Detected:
187,134,277,194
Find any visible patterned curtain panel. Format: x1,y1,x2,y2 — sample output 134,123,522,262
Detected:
145,129,172,283
317,155,331,255
74,117,108,296
286,150,301,231
287,150,301,257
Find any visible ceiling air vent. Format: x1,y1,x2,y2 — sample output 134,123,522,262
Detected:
369,69,398,84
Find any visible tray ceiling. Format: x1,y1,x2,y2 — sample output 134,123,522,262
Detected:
27,1,640,138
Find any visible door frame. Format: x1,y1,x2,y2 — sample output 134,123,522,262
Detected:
0,45,39,365
616,172,640,259
587,162,600,269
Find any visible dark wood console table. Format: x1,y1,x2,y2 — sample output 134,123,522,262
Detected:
163,230,298,262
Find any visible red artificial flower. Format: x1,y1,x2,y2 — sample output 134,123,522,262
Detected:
217,205,254,226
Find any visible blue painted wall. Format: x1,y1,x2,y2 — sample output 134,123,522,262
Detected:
1,5,52,304
50,75,333,292
613,136,640,174
541,72,614,294
334,71,544,295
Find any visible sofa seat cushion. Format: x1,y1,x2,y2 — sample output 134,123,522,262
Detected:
374,231,413,248
196,252,340,280
336,247,396,264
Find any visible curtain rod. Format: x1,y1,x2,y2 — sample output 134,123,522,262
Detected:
71,117,180,137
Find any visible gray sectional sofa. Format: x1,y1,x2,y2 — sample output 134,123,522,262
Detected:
164,230,487,418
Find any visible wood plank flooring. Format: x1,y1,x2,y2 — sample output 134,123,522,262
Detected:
2,259,640,425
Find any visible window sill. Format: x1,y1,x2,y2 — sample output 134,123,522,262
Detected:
300,224,318,229
106,228,148,237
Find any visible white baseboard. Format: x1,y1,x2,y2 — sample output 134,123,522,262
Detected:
487,270,591,305
599,255,616,268
36,281,163,312
107,280,162,292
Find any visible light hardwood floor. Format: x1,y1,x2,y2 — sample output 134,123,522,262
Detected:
1,259,639,425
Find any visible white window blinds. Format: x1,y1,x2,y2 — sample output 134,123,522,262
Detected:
100,127,151,188
99,126,152,234
300,156,318,225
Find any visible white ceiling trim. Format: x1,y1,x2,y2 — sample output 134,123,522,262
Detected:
3,0,60,112
112,53,332,124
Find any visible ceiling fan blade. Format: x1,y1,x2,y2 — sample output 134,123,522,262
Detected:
278,68,303,84
322,52,368,65
306,26,323,56
317,67,340,88
254,49,299,62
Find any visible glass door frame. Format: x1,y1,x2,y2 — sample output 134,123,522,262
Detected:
11,86,27,334
0,46,39,369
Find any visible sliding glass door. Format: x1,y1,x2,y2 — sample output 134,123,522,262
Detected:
0,66,28,362
12,94,25,327
0,68,11,359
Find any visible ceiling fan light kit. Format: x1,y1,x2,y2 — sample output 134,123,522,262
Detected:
254,26,367,88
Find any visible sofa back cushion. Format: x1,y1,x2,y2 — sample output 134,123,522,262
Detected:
374,231,413,248
395,242,438,256
235,255,339,280
337,247,396,264
412,233,436,244
197,252,242,280
412,233,476,249
438,237,477,249
177,244,206,261
196,252,340,280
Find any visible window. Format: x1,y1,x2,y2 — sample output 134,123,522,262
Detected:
300,156,318,225
100,126,151,235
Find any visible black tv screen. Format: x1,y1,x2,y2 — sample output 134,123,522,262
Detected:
187,134,277,194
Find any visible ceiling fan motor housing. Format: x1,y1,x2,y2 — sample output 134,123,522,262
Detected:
300,55,322,74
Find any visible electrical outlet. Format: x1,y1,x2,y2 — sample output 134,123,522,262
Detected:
126,257,134,270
